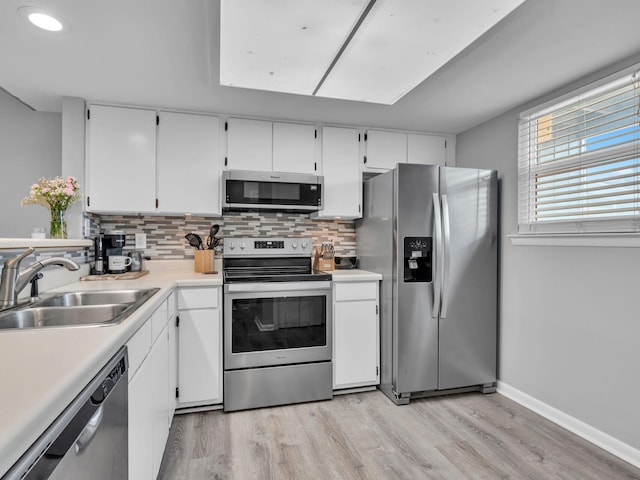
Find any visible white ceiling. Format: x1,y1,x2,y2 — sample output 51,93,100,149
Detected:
1,0,640,134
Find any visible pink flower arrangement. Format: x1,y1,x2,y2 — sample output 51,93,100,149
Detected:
21,176,81,212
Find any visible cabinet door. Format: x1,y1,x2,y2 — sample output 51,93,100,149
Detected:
178,308,222,405
126,320,151,378
272,122,317,174
226,118,272,171
317,126,361,219
86,105,156,212
128,357,154,480
150,327,170,479
334,299,379,388
365,130,407,170
168,304,178,415
168,290,178,405
157,112,222,215
407,133,446,166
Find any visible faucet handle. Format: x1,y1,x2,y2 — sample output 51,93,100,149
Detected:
4,247,35,268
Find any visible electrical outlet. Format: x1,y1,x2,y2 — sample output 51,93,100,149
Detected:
135,233,147,249
83,217,91,238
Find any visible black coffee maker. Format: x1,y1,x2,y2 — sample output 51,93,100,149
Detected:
105,232,126,273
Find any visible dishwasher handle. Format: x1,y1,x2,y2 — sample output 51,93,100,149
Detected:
74,405,104,454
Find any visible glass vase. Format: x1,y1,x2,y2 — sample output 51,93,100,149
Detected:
50,208,67,239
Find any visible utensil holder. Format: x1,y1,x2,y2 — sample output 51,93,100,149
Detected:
194,250,215,273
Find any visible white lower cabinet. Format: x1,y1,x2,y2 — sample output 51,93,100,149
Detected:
333,281,380,390
128,348,154,480
150,325,170,476
167,291,178,414
177,286,223,407
126,298,171,480
121,278,382,477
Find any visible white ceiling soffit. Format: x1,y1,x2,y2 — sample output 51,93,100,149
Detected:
220,0,525,105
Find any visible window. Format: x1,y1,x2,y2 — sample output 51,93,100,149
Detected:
518,67,640,234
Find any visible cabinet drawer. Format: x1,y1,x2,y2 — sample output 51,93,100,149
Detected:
334,282,377,302
167,291,177,316
150,300,168,345
127,320,152,379
178,287,218,310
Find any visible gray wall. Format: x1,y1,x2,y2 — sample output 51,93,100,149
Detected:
457,57,640,451
0,89,62,237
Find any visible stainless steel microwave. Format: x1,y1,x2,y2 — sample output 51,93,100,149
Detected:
222,170,323,213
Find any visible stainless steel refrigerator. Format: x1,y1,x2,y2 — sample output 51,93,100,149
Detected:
356,163,498,405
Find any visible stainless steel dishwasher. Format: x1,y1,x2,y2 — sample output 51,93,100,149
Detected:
3,347,128,479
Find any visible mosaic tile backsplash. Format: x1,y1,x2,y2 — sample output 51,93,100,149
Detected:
90,212,356,260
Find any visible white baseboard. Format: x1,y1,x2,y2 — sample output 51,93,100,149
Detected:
497,382,640,469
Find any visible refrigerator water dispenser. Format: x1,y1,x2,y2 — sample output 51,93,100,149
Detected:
403,236,432,282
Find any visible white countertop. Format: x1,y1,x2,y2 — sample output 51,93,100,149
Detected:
0,262,379,477
0,261,222,477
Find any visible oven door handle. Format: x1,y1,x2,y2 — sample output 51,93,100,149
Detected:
225,281,332,293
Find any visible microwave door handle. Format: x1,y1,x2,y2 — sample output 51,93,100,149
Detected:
432,193,443,318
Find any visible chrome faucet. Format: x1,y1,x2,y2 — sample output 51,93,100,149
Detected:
0,247,80,309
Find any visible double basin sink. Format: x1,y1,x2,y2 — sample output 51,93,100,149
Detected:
0,288,159,330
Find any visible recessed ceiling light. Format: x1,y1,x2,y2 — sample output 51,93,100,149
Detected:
17,6,69,33
28,12,62,31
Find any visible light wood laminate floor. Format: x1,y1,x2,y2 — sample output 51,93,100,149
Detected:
158,391,640,480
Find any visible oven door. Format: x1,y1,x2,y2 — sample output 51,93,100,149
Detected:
224,281,332,370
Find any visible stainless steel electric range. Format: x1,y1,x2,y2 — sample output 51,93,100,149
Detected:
222,237,333,412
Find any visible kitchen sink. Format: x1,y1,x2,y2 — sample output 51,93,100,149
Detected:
0,288,159,331
32,289,154,307
0,305,129,329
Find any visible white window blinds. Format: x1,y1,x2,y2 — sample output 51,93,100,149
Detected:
518,69,640,234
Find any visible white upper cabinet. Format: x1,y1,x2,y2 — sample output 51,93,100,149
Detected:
272,122,317,174
87,105,224,215
157,112,221,215
314,126,361,219
364,129,451,171
407,133,446,166
86,105,157,213
86,104,454,215
226,118,318,175
364,129,407,170
225,118,272,171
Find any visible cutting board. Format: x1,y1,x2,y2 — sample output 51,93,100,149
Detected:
80,270,149,281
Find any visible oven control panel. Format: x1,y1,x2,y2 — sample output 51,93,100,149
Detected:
224,237,313,257
254,240,284,249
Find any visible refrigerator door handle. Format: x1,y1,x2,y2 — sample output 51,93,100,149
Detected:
432,193,443,318
441,194,451,318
